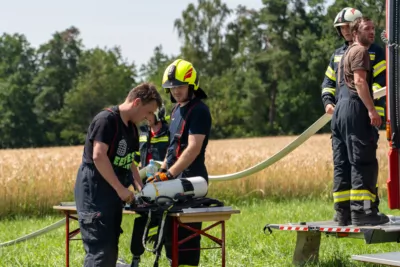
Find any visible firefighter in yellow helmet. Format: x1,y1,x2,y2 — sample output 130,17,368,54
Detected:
147,59,212,266
162,59,208,103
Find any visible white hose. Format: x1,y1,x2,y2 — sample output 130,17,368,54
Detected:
0,218,66,248
208,113,332,181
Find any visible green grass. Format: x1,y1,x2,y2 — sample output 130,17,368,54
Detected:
1,198,400,267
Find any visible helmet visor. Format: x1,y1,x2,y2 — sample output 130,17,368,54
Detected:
162,79,188,89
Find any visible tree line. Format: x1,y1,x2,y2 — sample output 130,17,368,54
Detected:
0,0,386,148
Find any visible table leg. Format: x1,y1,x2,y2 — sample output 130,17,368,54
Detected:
65,211,70,267
172,217,179,267
222,221,225,267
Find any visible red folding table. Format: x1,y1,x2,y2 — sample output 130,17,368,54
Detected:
53,204,136,267
168,207,241,267
54,205,240,267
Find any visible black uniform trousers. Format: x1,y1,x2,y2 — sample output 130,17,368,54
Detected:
331,85,379,216
74,163,125,267
130,212,201,267
164,218,202,266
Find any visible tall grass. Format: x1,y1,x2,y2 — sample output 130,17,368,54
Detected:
206,132,390,202
0,131,391,216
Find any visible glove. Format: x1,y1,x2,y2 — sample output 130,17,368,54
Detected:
146,171,174,183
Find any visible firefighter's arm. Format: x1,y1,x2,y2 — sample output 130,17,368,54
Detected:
168,134,205,177
159,156,168,172
373,46,386,89
93,141,134,202
146,136,204,183
88,117,133,202
321,53,337,112
130,163,143,191
354,70,375,111
372,47,387,118
169,107,211,178
354,69,381,127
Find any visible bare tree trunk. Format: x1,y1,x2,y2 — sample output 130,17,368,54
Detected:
269,80,277,127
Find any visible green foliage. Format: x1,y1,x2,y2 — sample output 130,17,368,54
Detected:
58,47,137,145
33,26,83,145
0,34,41,148
0,0,387,148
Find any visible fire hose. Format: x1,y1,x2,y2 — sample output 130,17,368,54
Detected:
0,87,387,248
152,87,386,181
0,218,66,248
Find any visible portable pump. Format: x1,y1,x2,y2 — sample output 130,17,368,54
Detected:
126,176,224,267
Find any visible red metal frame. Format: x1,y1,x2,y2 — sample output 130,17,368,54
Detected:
171,217,226,267
62,210,228,267
63,211,81,267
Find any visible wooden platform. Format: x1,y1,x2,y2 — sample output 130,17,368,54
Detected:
53,203,136,214
53,203,136,267
169,207,240,223
352,252,400,266
265,219,400,266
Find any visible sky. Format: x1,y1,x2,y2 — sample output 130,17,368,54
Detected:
0,0,333,68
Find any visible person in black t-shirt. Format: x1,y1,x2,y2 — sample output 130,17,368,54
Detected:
146,59,211,267
74,82,162,267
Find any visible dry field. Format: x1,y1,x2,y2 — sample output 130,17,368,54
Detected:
0,131,391,216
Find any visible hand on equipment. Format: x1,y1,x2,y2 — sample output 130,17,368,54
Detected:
118,187,135,204
325,104,335,115
146,171,173,183
159,168,167,173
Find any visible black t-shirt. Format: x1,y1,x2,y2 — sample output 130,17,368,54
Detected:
166,98,212,181
82,106,139,182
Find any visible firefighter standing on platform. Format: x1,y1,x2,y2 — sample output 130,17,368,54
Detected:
146,58,212,267
330,16,389,226
321,7,387,224
138,105,170,170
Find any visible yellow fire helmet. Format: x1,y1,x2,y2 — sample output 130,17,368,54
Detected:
162,59,207,102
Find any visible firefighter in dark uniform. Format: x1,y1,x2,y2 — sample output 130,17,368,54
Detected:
138,105,170,171
146,59,212,267
73,83,162,267
321,7,387,223
331,16,389,226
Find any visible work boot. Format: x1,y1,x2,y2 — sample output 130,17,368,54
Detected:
130,256,140,267
334,209,351,226
333,212,352,225
352,211,390,226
